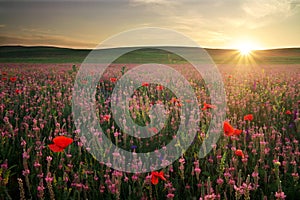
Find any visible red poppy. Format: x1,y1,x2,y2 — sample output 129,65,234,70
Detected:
15,89,21,94
103,114,111,122
286,110,292,115
10,77,17,83
244,114,253,121
110,77,117,83
151,171,166,185
48,136,73,152
2,77,7,81
224,121,235,136
142,82,149,87
233,129,242,136
156,85,164,91
202,102,216,111
170,97,178,103
2,72,7,76
235,149,244,158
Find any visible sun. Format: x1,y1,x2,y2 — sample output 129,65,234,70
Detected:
238,43,253,56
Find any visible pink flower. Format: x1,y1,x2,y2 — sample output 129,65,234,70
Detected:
45,174,53,183
217,178,224,185
195,167,201,174
166,193,175,199
275,191,286,199
37,185,45,191
252,171,259,178
179,157,185,164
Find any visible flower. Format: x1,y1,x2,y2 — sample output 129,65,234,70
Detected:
156,85,164,91
275,191,286,199
151,171,166,185
202,102,216,110
224,121,235,136
166,193,175,199
142,82,149,87
15,89,21,94
234,129,242,136
103,114,111,122
170,97,179,103
148,127,158,134
235,149,245,158
285,110,292,115
244,114,253,121
273,160,281,166
10,77,17,83
110,77,117,83
48,136,73,152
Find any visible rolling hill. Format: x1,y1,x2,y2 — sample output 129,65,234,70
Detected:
1,45,300,64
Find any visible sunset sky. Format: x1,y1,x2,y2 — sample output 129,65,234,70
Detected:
1,0,300,49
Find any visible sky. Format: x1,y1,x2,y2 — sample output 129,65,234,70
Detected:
0,0,300,49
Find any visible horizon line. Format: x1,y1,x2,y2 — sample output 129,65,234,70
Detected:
1,44,300,51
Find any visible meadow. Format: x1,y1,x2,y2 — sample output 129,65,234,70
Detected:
0,47,300,200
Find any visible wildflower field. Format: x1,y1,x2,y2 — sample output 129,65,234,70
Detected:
0,60,300,200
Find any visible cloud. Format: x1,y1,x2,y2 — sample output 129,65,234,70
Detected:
0,33,96,49
129,0,171,5
205,31,232,43
243,0,290,18
290,0,300,9
242,0,300,28
0,24,5,28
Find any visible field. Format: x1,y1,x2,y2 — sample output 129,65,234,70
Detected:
0,47,300,200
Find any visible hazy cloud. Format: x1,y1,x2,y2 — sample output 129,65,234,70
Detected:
129,0,171,4
242,0,300,28
0,33,96,48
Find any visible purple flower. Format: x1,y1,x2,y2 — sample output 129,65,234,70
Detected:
293,109,298,120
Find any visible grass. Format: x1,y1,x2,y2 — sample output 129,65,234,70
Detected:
1,46,300,64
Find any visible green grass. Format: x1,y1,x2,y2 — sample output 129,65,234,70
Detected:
1,46,300,64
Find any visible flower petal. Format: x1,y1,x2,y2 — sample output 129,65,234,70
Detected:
234,129,242,136
53,136,73,149
151,176,159,185
224,121,234,136
48,144,64,152
158,171,166,181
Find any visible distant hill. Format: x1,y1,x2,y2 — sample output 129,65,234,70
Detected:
1,45,300,64
0,46,90,63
